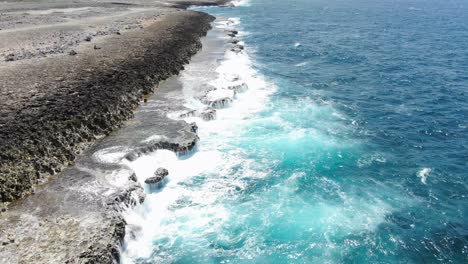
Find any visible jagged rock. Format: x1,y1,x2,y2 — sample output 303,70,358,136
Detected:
128,173,138,182
179,109,197,118
230,44,244,54
145,167,168,184
235,44,244,50
202,97,233,109
85,36,92,41
155,167,169,177
228,83,248,94
68,50,77,56
188,122,198,133
124,152,139,161
199,108,216,120
107,181,145,208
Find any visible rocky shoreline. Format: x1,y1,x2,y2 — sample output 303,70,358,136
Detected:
0,0,230,207
0,0,231,262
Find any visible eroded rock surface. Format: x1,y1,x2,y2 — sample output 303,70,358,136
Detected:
0,0,229,263
0,2,216,205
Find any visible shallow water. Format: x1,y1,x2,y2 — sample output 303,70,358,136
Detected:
122,0,468,263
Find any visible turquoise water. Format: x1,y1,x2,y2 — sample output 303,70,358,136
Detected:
123,0,468,263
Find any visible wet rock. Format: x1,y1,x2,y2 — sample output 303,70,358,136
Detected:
199,108,216,121
85,36,92,42
227,30,238,37
144,176,162,184
235,44,244,50
188,122,198,134
128,173,138,182
94,45,101,50
155,167,169,177
68,50,77,56
202,97,233,109
107,181,145,208
124,152,139,161
230,44,244,54
145,167,168,184
179,109,197,118
228,83,248,94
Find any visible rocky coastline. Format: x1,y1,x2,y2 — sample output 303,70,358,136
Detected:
0,0,230,262
0,0,229,207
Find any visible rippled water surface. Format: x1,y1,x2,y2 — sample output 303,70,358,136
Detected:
123,0,468,262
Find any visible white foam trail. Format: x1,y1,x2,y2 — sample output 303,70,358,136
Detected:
142,134,165,143
417,168,431,184
121,18,276,263
92,146,129,164
231,0,250,7
295,61,308,67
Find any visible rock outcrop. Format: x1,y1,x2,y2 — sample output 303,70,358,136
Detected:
145,168,169,184
0,10,214,206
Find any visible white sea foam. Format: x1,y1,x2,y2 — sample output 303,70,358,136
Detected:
231,0,250,7
121,18,276,263
294,42,301,47
205,88,235,101
141,134,165,143
295,61,308,67
92,146,129,164
417,167,431,184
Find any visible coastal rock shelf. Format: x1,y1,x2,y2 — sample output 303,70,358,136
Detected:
0,6,214,205
0,0,231,263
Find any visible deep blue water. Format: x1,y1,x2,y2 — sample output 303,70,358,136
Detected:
125,0,468,263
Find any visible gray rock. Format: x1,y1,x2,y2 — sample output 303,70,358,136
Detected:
202,97,233,109
235,44,244,50
128,173,138,182
145,167,168,184
154,167,169,177
179,109,197,118
199,108,216,121
228,83,248,94
144,176,163,184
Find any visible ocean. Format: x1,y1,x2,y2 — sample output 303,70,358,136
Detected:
122,0,468,262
